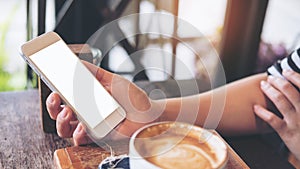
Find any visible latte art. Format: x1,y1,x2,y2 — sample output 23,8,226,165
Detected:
134,123,218,169
147,143,212,169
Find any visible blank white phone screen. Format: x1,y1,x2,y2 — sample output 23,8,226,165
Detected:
30,40,119,128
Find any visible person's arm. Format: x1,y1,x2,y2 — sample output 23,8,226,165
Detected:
47,63,267,144
47,59,300,162
47,62,269,144
158,73,268,135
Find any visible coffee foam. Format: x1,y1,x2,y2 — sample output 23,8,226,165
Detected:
133,122,222,169
145,138,214,169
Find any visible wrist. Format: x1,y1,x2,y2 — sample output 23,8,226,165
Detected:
149,99,168,123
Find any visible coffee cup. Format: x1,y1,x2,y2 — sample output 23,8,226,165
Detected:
129,121,228,169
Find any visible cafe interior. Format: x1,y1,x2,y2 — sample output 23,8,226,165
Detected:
1,0,300,168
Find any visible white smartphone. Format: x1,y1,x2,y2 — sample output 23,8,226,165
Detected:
20,32,126,140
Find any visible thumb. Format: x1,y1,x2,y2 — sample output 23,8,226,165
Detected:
81,60,114,85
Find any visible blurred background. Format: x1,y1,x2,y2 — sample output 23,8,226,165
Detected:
1,0,300,92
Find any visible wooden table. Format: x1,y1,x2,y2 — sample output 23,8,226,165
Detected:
0,89,295,169
0,90,71,168
53,132,249,169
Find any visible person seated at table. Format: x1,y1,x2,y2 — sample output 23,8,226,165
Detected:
46,49,300,162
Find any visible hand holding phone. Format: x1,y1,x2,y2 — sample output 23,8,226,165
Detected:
20,32,126,140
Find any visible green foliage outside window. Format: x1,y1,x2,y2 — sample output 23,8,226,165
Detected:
0,2,24,91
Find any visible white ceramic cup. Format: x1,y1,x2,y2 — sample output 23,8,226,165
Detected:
129,121,228,169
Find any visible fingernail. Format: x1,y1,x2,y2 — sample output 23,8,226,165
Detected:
61,109,68,118
267,75,275,82
75,124,83,134
254,104,259,111
47,95,55,105
49,97,54,104
283,69,292,75
254,106,271,120
260,80,268,89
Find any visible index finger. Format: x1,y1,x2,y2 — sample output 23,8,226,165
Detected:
283,69,300,89
46,92,63,120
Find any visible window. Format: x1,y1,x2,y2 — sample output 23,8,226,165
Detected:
256,0,300,73
0,0,26,91
261,0,300,50
108,0,227,81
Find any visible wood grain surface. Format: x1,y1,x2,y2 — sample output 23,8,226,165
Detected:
0,90,71,168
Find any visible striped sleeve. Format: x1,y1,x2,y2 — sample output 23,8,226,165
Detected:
267,48,300,77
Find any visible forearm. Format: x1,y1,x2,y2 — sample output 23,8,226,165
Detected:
156,73,269,136
216,73,268,135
